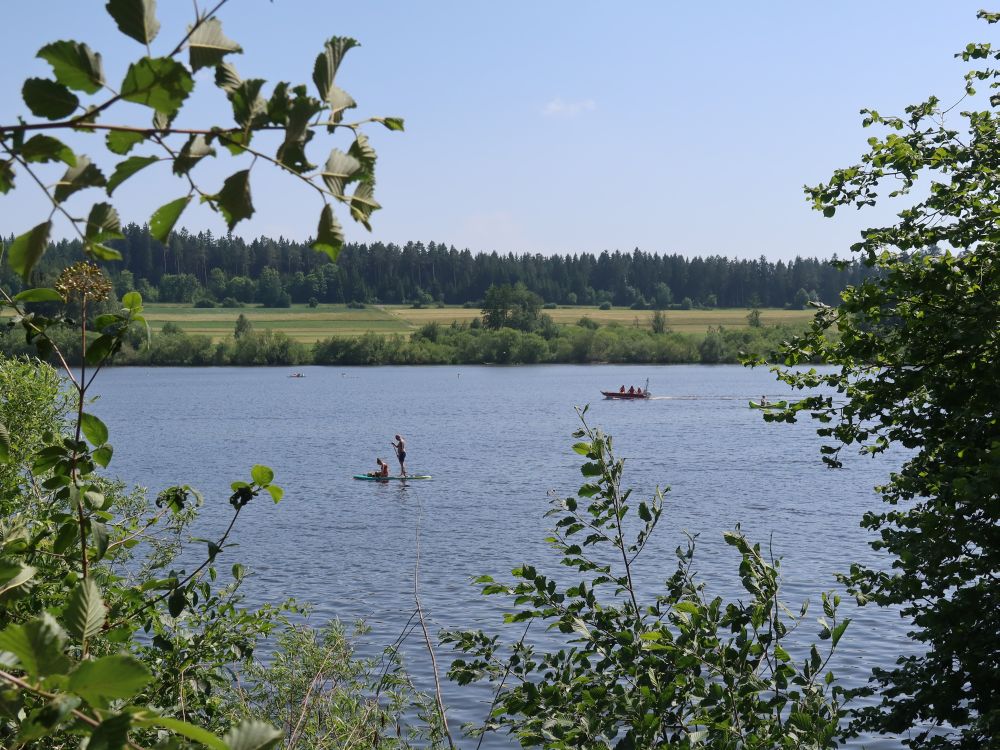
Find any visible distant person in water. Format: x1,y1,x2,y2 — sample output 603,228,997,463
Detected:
368,458,389,478
391,434,407,477
620,385,626,393
628,385,635,394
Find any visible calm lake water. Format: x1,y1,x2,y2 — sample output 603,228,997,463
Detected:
93,364,913,747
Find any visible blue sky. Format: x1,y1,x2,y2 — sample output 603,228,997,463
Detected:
0,1,991,260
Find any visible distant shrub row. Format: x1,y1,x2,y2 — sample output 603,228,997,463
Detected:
0,319,807,367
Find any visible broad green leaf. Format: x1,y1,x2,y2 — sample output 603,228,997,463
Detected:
375,116,405,131
266,485,283,503
85,202,124,246
149,195,192,242
20,135,76,166
68,654,150,708
276,96,321,172
347,133,376,178
0,160,13,194
0,561,35,598
222,719,284,750
106,129,145,155
311,204,344,261
14,288,63,303
137,715,227,750
0,614,70,678
93,445,114,468
215,61,241,94
85,334,117,366
250,464,274,485
87,711,132,750
320,149,361,196
54,156,106,203
0,423,9,463
22,78,79,119
168,587,186,617
16,694,80,741
214,170,254,230
106,155,158,195
37,41,104,94
228,78,266,128
831,618,850,647
80,413,109,446
122,290,143,313
173,135,215,176
312,37,359,104
571,442,591,456
65,579,106,644
105,0,160,45
188,17,242,71
325,85,356,122
8,222,52,283
121,57,193,116
349,180,380,230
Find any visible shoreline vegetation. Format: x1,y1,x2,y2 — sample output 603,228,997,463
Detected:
0,304,815,366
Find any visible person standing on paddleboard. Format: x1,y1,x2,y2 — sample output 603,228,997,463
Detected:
391,434,407,477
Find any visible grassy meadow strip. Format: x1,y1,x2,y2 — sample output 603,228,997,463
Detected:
135,303,815,342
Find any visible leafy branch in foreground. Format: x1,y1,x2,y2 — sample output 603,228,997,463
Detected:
443,409,848,748
0,0,402,286
755,11,1000,748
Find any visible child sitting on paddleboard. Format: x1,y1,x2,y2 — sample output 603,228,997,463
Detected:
368,458,389,478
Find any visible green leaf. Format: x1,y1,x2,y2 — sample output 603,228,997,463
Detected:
173,135,215,176
37,41,104,94
320,149,361,197
266,484,283,503
14,288,63,303
137,715,227,750
8,222,52,283
188,17,242,71
376,116,405,131
121,57,193,116
80,413,109,447
106,155,158,195
91,521,110,560
20,135,76,166
250,464,274,485
349,180,380,230
86,711,133,750
122,290,143,313
65,579,107,644
571,442,591,456
222,719,284,750
69,654,150,708
213,170,254,230
17,694,80,741
0,614,70,678
85,334,117,366
85,203,125,260
831,618,850,647
106,129,145,155
0,423,9,463
105,0,160,45
0,560,36,598
54,156,106,203
0,160,13,194
312,36,359,104
215,62,241,95
22,78,79,120
149,195,192,242
347,133,376,178
168,587,186,617
311,204,344,261
93,445,114,468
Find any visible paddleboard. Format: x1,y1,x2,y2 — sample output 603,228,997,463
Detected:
353,474,432,481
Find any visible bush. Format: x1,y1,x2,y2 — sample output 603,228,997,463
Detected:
542,302,557,309
347,300,366,309
308,296,319,308
193,297,216,308
221,297,243,308
599,301,612,310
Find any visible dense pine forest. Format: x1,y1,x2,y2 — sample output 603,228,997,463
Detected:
2,223,876,308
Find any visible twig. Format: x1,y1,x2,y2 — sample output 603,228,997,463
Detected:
414,521,455,749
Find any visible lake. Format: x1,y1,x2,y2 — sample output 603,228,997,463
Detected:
93,364,911,747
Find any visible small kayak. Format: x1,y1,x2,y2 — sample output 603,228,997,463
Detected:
353,474,432,482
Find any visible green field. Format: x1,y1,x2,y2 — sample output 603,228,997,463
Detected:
143,303,815,343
